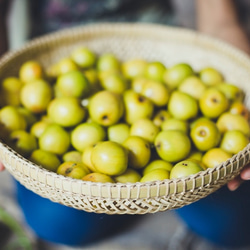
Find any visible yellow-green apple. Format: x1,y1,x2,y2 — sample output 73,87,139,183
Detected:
199,87,229,118
123,89,154,124
88,90,124,126
220,130,249,154
114,168,141,183
143,159,173,176
55,70,90,98
168,91,198,120
141,169,170,182
202,148,232,168
163,63,194,90
39,124,70,155
130,118,160,143
29,149,61,172
154,130,191,162
170,159,203,179
190,117,221,152
199,67,224,86
123,136,151,169
20,79,53,114
71,122,106,152
82,172,114,183
48,97,86,127
57,162,90,179
216,112,250,136
91,141,128,175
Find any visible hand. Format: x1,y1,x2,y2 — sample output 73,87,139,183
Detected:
227,165,250,191
0,162,5,171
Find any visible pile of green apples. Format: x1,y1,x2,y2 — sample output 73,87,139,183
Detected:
0,46,249,184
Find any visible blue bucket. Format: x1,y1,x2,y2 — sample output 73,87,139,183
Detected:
15,181,143,247
175,181,250,248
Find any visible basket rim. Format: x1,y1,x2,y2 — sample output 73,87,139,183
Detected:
1,22,250,68
1,140,249,200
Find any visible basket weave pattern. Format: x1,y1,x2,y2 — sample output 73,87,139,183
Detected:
0,23,250,214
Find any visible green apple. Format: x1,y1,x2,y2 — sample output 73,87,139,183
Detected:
190,116,211,130
99,72,128,94
170,159,204,179
107,123,130,144
19,60,43,83
82,172,114,183
199,67,224,86
131,77,148,93
161,118,188,134
29,149,61,172
163,63,194,90
229,101,249,120
168,91,198,120
114,168,141,183
199,87,229,118
48,97,86,127
57,162,90,179
140,169,170,182
70,47,96,68
62,151,82,163
83,68,101,94
39,124,70,155
46,57,78,78
145,61,166,82
97,53,120,72
88,90,124,126
9,130,37,157
220,130,249,154
1,77,23,106
130,118,160,143
202,148,232,168
122,59,147,80
30,120,50,138
154,130,191,162
123,136,151,169
141,80,170,106
185,158,207,170
190,117,221,151
81,145,97,172
123,89,154,124
71,122,106,152
143,159,173,176
0,106,27,133
17,107,37,128
20,79,53,114
178,76,207,100
152,110,172,127
215,82,244,102
187,150,203,162
91,141,128,176
55,70,90,98
216,112,250,136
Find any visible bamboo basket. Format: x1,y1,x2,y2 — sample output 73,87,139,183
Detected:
0,23,250,215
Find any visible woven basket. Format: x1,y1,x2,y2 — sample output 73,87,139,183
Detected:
0,23,250,215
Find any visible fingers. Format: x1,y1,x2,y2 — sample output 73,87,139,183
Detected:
240,164,250,180
0,162,5,171
227,175,244,191
227,164,250,191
